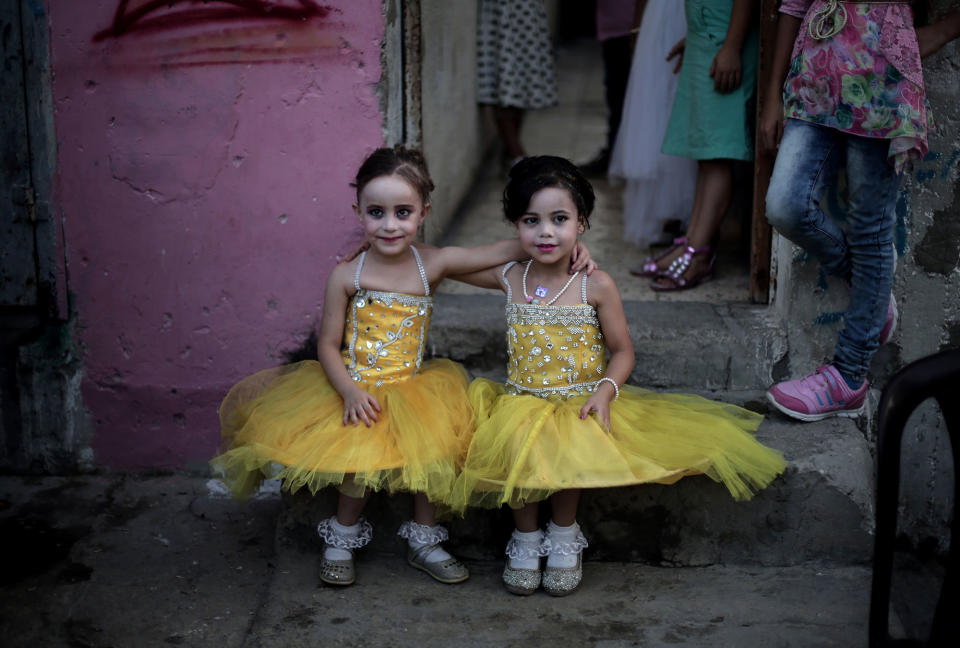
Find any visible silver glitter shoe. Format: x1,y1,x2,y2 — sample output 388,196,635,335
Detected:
316,517,373,587
502,528,546,595
542,553,583,596
407,544,470,584
502,562,542,596
319,548,355,586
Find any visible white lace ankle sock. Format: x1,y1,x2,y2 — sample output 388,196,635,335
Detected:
507,529,544,570
398,521,452,564
324,518,361,561
545,520,585,569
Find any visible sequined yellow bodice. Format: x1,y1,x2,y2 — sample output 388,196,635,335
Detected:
505,302,606,400
341,289,432,387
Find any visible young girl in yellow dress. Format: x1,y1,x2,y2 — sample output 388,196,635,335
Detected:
212,147,592,588
448,156,786,596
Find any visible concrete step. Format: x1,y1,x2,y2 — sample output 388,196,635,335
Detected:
278,394,875,567
426,294,787,391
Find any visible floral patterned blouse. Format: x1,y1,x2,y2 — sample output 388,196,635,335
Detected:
780,1,931,173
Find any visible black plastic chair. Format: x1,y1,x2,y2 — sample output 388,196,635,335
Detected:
870,347,960,647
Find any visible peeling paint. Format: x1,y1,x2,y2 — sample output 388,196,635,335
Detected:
942,148,959,178
913,190,960,275
915,169,936,183
813,311,844,326
816,267,829,291
944,320,960,350
894,190,908,257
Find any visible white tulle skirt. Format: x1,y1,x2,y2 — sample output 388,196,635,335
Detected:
609,0,697,247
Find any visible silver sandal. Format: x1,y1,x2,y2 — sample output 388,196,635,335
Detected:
407,543,470,584
397,520,469,584
320,548,356,586
316,516,372,587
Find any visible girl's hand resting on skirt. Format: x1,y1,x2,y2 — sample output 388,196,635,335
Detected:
343,387,381,427
579,387,615,429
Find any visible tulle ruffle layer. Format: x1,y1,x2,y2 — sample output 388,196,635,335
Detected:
212,359,472,501
448,378,786,512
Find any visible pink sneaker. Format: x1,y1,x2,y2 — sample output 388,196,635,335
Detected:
766,365,867,422
879,292,898,345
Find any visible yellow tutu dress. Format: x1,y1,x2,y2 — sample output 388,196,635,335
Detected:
212,247,472,501
448,262,786,512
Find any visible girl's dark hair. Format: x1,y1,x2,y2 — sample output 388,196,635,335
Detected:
352,146,435,204
502,156,596,228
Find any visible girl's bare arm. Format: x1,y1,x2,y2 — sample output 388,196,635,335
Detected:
758,13,802,153
579,271,635,427
428,238,595,279
443,264,507,291
710,0,754,93
316,263,381,426
430,238,525,278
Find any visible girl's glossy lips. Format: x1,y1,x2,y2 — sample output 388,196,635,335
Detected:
536,244,557,252
379,236,404,243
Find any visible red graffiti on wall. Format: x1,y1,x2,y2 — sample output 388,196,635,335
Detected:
93,0,341,67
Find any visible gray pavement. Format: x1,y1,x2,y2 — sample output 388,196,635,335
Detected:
0,475,884,647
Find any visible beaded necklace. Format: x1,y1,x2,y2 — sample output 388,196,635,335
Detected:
521,259,579,305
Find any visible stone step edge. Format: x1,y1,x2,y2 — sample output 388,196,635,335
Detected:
427,293,787,391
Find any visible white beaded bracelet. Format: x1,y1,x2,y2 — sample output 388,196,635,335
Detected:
597,377,620,401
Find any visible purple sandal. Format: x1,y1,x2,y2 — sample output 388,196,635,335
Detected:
650,244,716,292
629,237,688,278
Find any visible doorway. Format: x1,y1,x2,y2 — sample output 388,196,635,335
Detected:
0,0,65,470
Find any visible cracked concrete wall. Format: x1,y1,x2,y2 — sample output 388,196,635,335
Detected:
771,2,960,552
47,1,387,469
419,0,489,244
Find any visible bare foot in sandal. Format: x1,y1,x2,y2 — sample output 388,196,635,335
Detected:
629,237,688,277
650,245,716,291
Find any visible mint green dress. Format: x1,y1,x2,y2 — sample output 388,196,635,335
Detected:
661,0,758,161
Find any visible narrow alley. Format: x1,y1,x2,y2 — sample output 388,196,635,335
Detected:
438,40,754,304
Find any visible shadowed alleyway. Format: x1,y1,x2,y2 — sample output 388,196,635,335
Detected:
437,40,753,304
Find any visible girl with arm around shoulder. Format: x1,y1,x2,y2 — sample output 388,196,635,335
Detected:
212,146,593,588
448,156,786,597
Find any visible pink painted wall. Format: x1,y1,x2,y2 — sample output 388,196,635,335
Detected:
48,1,385,468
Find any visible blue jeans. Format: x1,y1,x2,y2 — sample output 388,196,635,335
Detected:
766,119,899,387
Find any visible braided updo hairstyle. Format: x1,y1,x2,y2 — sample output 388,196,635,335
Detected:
352,146,435,205
502,156,596,228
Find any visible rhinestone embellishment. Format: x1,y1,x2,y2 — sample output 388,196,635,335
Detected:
503,300,607,400
502,565,542,594
541,560,582,595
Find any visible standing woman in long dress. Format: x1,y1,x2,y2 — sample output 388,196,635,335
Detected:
609,0,698,255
